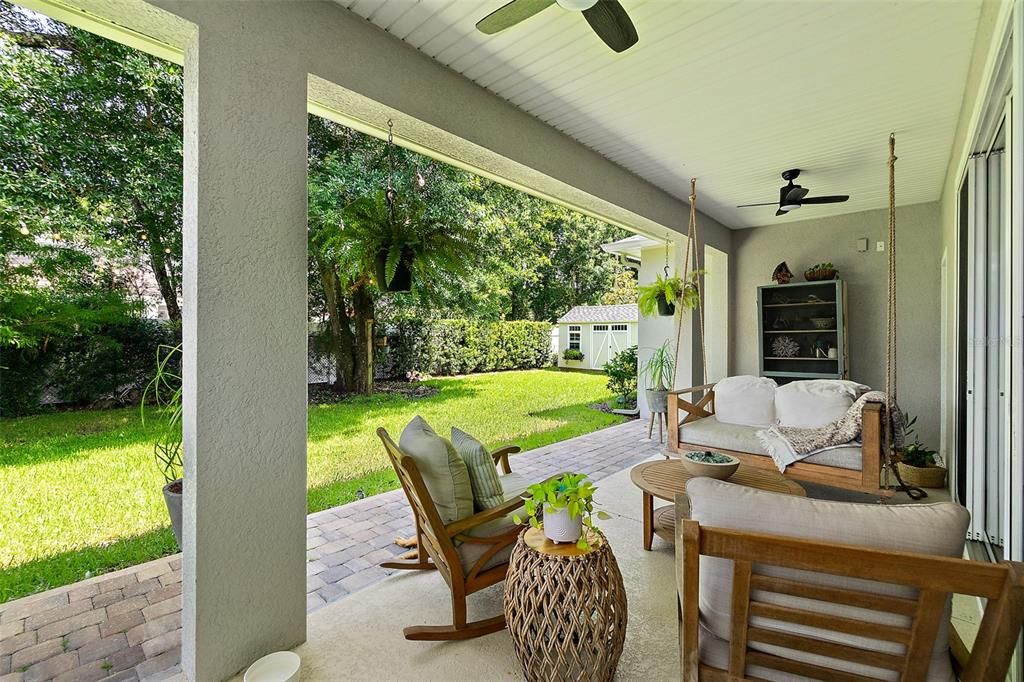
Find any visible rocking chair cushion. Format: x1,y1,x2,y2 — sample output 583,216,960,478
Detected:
452,427,505,510
399,416,474,524
456,483,527,576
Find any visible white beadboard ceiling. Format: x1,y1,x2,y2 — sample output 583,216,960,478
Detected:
336,0,983,229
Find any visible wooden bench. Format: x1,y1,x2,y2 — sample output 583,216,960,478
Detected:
667,383,887,496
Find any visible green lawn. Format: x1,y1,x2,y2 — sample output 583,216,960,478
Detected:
0,369,622,602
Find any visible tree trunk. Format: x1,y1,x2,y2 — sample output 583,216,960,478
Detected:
350,280,375,395
146,231,181,322
320,264,355,392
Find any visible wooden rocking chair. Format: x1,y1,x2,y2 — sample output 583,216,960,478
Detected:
678,519,1024,681
376,427,526,641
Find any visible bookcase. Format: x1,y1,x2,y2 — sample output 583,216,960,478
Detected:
757,280,848,383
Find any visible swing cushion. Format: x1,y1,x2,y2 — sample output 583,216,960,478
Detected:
687,478,970,681
712,375,777,427
775,380,871,428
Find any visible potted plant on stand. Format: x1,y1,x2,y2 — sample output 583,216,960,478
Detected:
640,340,675,415
142,344,184,547
514,473,611,551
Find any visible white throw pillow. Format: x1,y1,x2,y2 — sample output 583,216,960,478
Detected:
713,375,777,427
687,478,969,681
775,379,871,428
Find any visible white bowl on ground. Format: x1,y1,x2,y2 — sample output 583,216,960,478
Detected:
244,652,301,682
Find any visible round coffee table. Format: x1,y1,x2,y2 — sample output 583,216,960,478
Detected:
630,459,806,550
504,527,627,682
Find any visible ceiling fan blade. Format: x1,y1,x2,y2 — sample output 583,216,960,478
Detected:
582,0,638,53
476,0,556,34
785,186,809,202
736,201,779,208
775,209,786,217
799,195,850,205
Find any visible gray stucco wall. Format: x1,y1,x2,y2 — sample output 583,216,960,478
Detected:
729,202,943,447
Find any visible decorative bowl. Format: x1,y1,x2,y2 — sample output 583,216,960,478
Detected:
810,317,836,329
683,451,739,480
244,652,301,682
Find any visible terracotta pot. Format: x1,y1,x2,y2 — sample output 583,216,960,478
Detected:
163,479,183,548
897,462,947,488
543,507,582,544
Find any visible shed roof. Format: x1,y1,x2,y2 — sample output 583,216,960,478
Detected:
557,304,638,324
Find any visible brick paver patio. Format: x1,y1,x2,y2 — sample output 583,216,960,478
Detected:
0,419,657,681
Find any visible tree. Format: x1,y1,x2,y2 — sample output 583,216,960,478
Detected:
0,2,183,320
601,269,639,305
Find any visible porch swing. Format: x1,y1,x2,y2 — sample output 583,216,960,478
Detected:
666,137,916,498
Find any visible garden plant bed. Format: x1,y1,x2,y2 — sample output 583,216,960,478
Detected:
0,369,622,602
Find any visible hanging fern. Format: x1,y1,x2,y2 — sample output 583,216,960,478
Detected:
636,270,705,317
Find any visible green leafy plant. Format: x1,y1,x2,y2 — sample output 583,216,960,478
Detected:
637,270,704,317
562,348,585,361
897,410,942,468
513,473,611,551
640,340,675,391
140,344,183,483
603,345,637,404
808,262,835,271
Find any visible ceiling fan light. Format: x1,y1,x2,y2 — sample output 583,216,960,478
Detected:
779,204,800,212
556,0,598,10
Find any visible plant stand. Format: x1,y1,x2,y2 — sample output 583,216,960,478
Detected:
504,527,627,682
648,409,668,443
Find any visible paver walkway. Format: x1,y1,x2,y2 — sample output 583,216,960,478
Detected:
0,419,658,682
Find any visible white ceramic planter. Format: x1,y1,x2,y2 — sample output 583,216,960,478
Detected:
544,507,583,544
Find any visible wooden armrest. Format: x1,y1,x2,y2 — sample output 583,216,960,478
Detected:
490,444,520,475
863,402,883,413
668,382,716,396
444,495,525,537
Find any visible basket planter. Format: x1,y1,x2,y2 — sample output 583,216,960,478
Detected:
804,267,838,281
897,462,947,488
656,293,676,316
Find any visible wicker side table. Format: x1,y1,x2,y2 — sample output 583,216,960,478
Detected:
504,527,627,682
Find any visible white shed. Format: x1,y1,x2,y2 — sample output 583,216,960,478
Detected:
556,304,638,370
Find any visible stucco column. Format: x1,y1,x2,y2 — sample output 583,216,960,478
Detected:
181,25,308,682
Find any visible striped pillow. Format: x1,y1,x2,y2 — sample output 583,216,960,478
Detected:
451,427,504,510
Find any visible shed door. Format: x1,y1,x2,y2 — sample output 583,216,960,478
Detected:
592,323,630,368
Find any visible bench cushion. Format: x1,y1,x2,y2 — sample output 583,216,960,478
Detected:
679,416,862,471
775,379,870,428
687,478,970,681
713,375,777,427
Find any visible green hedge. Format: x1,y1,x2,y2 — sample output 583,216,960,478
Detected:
381,319,552,378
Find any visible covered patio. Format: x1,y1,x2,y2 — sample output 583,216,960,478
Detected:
6,0,1023,679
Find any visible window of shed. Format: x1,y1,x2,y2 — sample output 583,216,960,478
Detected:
611,324,628,332
568,325,581,350
593,324,609,331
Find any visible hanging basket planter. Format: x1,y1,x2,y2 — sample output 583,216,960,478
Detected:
374,250,413,293
656,293,676,317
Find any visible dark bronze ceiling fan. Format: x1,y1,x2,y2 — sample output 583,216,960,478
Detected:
737,169,850,217
476,0,638,53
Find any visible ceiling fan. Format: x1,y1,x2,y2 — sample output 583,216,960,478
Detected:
736,169,850,217
476,0,638,53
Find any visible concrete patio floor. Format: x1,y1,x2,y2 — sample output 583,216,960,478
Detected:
0,419,659,682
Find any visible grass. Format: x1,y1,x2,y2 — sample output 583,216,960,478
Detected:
0,368,622,602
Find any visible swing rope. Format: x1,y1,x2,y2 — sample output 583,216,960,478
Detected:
671,178,707,388
884,133,926,501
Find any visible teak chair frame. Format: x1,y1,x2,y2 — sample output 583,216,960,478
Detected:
377,427,525,641
667,383,888,496
677,519,1024,681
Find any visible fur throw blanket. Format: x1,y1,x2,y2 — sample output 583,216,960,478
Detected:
757,391,904,472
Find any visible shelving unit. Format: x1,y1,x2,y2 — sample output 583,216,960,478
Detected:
757,280,848,383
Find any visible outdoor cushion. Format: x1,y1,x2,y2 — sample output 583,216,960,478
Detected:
687,478,970,681
679,416,861,470
713,375,777,427
498,472,529,500
775,379,871,428
456,481,526,576
399,416,473,525
451,427,505,510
